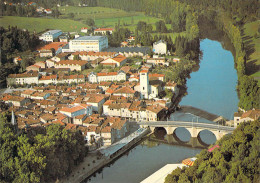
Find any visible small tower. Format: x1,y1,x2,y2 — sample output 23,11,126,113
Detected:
140,70,150,99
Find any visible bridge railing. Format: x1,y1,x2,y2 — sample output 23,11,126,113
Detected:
136,121,235,131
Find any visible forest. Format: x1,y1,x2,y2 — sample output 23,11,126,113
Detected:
165,120,260,183
0,112,86,183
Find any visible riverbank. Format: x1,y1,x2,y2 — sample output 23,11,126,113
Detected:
61,128,150,183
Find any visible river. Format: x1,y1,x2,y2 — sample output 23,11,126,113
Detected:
87,39,238,183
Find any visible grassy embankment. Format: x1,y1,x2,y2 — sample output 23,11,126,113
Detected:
242,20,260,84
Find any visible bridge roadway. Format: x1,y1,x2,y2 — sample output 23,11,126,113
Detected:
138,121,235,141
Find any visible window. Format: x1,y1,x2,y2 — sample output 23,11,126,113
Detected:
143,87,145,90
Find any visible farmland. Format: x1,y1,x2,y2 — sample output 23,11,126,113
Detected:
0,16,87,33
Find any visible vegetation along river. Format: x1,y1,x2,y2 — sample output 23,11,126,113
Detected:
87,39,239,183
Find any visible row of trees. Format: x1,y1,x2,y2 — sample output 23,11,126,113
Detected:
212,12,260,110
0,3,37,17
165,120,260,182
0,112,86,183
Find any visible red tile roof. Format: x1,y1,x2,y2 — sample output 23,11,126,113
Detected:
39,42,67,51
60,104,91,113
94,28,114,32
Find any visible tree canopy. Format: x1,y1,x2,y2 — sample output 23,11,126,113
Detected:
165,120,260,183
0,113,86,183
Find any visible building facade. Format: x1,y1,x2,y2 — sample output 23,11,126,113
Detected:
39,30,62,42
67,36,108,52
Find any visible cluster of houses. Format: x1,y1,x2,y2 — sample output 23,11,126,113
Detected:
3,30,183,149
1,74,176,148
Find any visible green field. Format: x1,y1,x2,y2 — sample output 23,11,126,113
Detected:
59,6,138,20
0,6,165,33
243,20,260,82
58,6,163,31
0,16,87,33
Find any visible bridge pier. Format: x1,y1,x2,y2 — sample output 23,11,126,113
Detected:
187,127,201,138
165,127,177,135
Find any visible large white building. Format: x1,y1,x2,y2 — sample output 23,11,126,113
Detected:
39,30,62,42
153,40,167,55
66,36,108,52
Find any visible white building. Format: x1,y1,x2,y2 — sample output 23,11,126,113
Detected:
81,27,89,33
39,30,62,42
140,70,151,99
153,40,167,55
66,36,108,52
7,71,39,86
88,70,126,83
94,28,114,35
60,104,93,118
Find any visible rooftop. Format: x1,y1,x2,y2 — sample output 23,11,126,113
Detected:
72,36,106,41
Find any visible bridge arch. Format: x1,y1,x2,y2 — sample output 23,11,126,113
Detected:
172,127,191,143
197,129,217,146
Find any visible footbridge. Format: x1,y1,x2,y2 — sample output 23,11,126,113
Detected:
139,121,235,141
179,105,227,122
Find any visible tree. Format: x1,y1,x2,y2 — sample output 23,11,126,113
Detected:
68,12,75,19
155,20,168,33
85,18,95,27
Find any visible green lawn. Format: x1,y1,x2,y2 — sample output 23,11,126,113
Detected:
0,16,87,33
243,20,260,83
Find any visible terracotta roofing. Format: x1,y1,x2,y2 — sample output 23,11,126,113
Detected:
113,87,136,94
79,51,116,56
56,60,88,66
110,54,127,63
146,104,165,114
86,95,105,103
101,126,111,133
241,109,260,119
165,82,177,87
120,66,131,73
81,27,88,29
39,42,67,51
140,70,149,73
94,28,114,32
39,75,57,80
97,72,117,76
6,95,26,102
149,73,164,78
8,71,38,78
60,104,91,113
111,119,127,130
22,89,36,95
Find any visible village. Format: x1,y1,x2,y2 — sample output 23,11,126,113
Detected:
1,29,182,151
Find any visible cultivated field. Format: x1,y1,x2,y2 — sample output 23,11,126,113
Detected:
0,16,87,33
58,6,163,31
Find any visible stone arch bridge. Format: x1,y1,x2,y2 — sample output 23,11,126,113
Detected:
139,121,235,141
